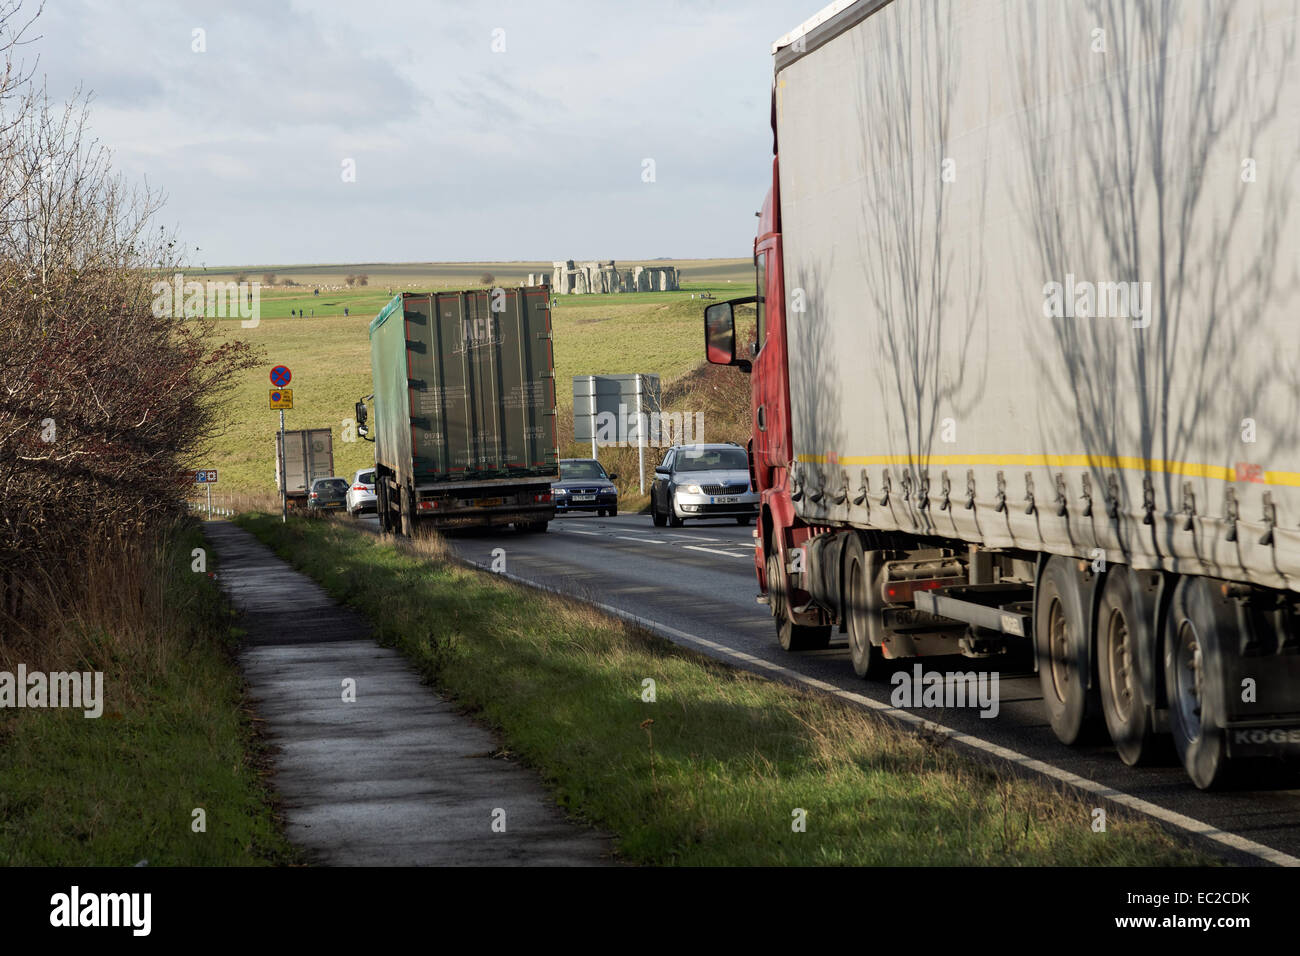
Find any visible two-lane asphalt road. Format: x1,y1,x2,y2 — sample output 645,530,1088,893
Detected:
357,510,1300,864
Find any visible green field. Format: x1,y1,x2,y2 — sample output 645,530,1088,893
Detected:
195,260,753,495
192,257,753,290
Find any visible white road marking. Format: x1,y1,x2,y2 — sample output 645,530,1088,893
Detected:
682,545,750,559
618,536,669,544
459,555,1300,868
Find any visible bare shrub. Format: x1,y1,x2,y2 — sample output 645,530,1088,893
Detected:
0,3,260,643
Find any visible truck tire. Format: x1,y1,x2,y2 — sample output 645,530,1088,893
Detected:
1034,555,1099,745
1164,576,1234,790
766,548,831,652
400,485,414,537
843,541,887,679
376,481,392,533
1097,567,1160,766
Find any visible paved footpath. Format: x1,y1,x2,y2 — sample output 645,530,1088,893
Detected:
202,521,611,866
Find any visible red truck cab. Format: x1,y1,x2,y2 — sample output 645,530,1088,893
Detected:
706,145,830,649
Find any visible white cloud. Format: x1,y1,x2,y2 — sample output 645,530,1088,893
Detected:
28,0,811,264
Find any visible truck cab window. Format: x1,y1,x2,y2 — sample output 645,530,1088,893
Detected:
754,252,767,354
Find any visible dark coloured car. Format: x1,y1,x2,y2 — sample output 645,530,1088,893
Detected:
308,476,349,512
552,459,619,517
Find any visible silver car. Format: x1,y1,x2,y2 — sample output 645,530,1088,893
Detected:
650,443,757,527
346,468,377,517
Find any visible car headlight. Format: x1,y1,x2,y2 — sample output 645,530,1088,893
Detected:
553,488,568,496
683,484,703,495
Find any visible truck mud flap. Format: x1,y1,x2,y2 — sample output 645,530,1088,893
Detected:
1224,724,1300,758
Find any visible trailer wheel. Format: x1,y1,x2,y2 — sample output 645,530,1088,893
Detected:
843,542,886,679
376,480,392,533
766,548,831,652
1034,555,1098,745
1164,576,1234,790
1097,568,1160,766
399,485,414,537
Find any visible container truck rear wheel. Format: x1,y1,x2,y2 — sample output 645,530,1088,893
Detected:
1096,568,1160,766
376,480,392,533
1164,576,1234,790
843,542,886,679
766,548,831,652
1034,556,1099,745
399,485,414,537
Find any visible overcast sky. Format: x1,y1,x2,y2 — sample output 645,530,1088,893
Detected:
29,0,812,267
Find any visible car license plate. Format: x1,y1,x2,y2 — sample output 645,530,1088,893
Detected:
712,496,739,504
573,494,596,502
475,497,504,507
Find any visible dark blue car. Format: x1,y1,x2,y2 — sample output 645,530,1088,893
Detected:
552,459,619,517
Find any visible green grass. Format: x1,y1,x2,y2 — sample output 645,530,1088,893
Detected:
234,512,1216,866
199,260,755,495
192,257,754,289
0,524,301,866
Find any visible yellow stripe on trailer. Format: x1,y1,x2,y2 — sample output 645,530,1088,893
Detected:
795,453,1298,487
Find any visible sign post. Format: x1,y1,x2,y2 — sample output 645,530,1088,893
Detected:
270,366,293,524
635,373,645,494
572,374,661,471
193,469,219,519
280,409,287,523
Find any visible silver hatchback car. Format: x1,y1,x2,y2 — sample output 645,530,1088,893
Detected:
346,468,377,517
650,443,757,526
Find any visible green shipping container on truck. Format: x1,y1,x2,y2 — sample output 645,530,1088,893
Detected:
369,288,558,485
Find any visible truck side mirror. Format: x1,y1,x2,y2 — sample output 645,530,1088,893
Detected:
354,400,368,426
705,301,752,372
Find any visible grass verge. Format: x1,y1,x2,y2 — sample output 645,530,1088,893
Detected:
0,522,301,865
235,513,1215,866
